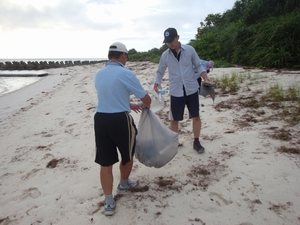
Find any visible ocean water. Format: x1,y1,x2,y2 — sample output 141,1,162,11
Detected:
0,58,106,97
0,76,42,96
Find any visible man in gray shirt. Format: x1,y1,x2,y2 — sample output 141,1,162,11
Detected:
153,27,209,153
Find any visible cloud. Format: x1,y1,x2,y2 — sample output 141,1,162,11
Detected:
0,0,120,31
0,0,237,58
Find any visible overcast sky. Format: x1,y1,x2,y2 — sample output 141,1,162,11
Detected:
0,0,236,59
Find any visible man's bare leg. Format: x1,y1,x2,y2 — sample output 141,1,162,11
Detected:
100,165,115,215
100,166,113,195
192,116,205,153
170,120,179,133
120,157,134,180
192,116,201,139
118,157,138,190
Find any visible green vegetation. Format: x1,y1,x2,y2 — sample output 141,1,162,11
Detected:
191,0,300,69
128,45,168,63
129,0,300,69
214,70,300,125
265,83,300,125
212,71,255,93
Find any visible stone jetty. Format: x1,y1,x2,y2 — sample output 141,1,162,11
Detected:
0,60,108,70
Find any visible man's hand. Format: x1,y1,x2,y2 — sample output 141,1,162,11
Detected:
130,103,142,113
153,83,159,93
200,72,210,82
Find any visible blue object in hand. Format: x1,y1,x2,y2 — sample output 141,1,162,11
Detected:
158,89,169,95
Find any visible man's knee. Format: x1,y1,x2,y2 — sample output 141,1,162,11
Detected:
192,117,200,122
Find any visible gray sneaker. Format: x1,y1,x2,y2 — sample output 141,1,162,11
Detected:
104,202,115,216
117,179,139,193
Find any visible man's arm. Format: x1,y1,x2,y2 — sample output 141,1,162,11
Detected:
200,71,210,82
153,83,159,92
140,94,151,108
191,46,207,80
153,54,167,92
130,93,151,113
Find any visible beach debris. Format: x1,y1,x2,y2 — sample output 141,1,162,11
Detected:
188,217,206,225
46,158,66,168
277,146,300,154
268,201,292,214
199,83,215,102
0,216,11,224
267,128,292,141
46,159,60,168
129,185,149,192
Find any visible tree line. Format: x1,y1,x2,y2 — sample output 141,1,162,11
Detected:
129,0,300,69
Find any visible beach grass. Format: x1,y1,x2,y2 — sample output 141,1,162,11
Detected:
213,70,300,126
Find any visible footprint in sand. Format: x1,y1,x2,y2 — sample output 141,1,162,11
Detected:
216,117,228,123
20,187,41,199
21,168,42,180
58,119,66,126
209,192,232,206
65,123,77,135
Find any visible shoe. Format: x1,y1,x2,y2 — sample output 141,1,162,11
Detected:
193,141,205,153
117,179,139,193
104,202,115,216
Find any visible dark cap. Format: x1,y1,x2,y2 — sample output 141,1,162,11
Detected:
163,28,178,43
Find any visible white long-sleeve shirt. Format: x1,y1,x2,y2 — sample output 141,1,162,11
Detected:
154,43,205,97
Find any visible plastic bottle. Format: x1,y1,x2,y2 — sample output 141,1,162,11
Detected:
158,89,169,95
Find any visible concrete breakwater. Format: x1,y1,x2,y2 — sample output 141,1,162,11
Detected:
0,60,108,70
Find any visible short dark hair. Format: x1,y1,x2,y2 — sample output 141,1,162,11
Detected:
108,51,123,60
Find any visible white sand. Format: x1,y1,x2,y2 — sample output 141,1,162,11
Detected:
0,62,299,225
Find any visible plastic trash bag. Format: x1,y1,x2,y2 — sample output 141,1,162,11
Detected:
135,108,178,168
199,83,215,102
144,82,164,113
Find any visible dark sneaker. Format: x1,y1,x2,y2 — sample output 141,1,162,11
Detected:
104,202,115,216
117,179,139,193
193,141,205,153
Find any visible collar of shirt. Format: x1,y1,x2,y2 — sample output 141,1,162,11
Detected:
158,43,200,97
169,42,183,53
170,48,181,61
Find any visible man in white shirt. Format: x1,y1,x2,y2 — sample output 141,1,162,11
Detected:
153,28,208,153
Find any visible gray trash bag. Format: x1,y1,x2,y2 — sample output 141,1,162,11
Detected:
135,108,178,168
199,83,215,102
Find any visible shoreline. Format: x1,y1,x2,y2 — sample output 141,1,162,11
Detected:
0,68,71,121
0,70,49,77
0,62,299,225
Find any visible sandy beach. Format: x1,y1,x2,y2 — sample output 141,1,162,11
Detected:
0,61,299,225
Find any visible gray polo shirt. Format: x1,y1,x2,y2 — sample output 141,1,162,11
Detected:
154,43,205,97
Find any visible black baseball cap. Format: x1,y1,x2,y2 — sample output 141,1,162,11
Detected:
163,28,178,43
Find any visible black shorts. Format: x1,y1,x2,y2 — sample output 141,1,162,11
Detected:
170,91,199,121
94,112,137,166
